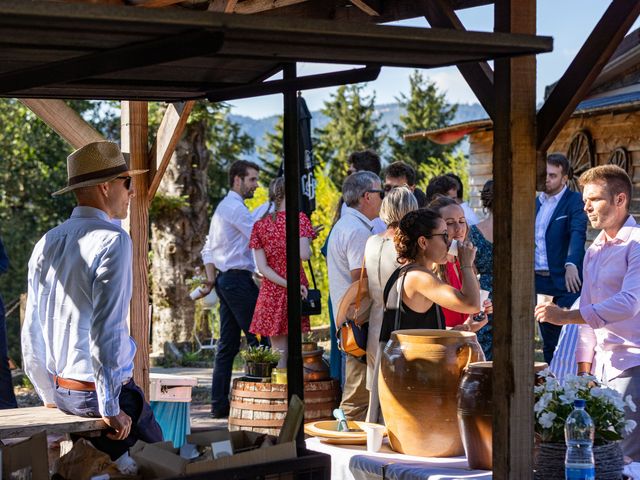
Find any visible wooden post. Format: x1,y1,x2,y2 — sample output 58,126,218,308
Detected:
492,0,536,477
121,101,151,399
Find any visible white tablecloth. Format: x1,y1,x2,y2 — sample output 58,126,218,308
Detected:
305,437,492,480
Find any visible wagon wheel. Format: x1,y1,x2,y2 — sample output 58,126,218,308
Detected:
566,130,594,192
608,147,629,173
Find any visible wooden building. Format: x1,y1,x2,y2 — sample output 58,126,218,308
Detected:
408,28,640,219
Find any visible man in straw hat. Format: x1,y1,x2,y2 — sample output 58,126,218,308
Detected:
22,141,163,461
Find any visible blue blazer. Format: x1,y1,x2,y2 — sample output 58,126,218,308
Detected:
535,189,587,291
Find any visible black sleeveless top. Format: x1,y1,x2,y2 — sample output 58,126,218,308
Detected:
379,265,445,343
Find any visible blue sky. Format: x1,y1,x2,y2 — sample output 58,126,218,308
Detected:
227,1,640,119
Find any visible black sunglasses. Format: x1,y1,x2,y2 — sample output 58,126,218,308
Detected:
116,176,132,190
365,189,385,200
427,231,449,244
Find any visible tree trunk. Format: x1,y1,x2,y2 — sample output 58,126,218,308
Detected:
149,118,210,354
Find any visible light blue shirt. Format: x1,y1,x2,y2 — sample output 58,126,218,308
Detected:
22,206,136,416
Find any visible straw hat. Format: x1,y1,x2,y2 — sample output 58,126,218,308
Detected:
52,141,147,196
335,279,373,328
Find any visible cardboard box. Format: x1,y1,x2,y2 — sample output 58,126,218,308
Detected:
130,430,296,479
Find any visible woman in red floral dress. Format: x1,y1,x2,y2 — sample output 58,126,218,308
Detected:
249,177,316,368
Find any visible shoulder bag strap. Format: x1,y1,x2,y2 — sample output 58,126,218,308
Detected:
353,255,367,322
435,304,445,330
307,260,317,289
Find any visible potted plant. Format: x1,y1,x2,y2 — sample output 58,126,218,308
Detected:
240,346,281,379
533,369,636,480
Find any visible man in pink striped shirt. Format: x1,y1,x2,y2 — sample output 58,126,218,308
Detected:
535,164,640,461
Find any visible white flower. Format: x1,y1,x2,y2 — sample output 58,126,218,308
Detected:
625,395,637,413
534,385,545,394
544,377,561,392
537,368,552,379
559,391,576,405
624,420,637,435
591,387,605,398
539,412,557,429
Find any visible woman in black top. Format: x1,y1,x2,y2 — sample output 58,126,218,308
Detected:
380,209,481,342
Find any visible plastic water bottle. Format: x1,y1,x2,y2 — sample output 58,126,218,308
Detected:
565,399,595,480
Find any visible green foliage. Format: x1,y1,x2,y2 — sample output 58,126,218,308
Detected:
149,193,190,221
190,102,255,214
314,84,386,187
416,151,470,200
257,115,283,185
388,71,458,179
240,345,281,364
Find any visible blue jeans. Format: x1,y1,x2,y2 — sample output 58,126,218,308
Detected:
54,379,163,460
0,299,17,409
536,274,580,365
211,270,263,413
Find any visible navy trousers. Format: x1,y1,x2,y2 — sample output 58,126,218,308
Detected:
535,274,580,365
54,379,163,460
0,299,17,409
211,270,264,414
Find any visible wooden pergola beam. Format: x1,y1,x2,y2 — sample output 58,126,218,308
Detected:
492,0,536,476
234,0,308,14
147,101,195,203
208,0,238,12
536,0,640,152
205,65,380,102
122,101,151,399
350,0,380,16
0,30,224,96
19,99,104,149
420,0,495,120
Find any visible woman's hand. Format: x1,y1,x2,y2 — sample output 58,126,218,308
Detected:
482,299,493,315
300,284,308,299
457,240,477,268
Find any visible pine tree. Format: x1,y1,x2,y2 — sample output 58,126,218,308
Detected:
257,115,283,185
314,84,386,187
389,70,458,176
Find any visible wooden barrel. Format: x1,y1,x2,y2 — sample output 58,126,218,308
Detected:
229,379,340,435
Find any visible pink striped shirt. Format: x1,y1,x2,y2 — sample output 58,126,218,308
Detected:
577,215,640,381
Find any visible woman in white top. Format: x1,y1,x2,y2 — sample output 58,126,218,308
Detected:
364,186,418,422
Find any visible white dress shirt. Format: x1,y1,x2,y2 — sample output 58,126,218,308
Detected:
22,207,136,416
327,207,373,316
201,191,256,272
534,186,567,271
340,201,385,234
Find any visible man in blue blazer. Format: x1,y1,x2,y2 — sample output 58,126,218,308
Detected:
535,153,588,364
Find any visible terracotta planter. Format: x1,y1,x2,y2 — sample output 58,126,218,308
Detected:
378,329,484,457
457,361,548,470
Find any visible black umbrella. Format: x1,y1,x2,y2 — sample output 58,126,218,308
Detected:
278,93,316,217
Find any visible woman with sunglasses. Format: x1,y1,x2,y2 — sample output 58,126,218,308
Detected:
379,208,481,346
428,195,491,333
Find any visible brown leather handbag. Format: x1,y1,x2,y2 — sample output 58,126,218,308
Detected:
335,257,371,358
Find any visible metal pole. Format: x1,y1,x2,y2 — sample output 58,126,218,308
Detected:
282,63,304,444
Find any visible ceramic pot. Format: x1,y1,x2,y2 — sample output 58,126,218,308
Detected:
457,361,548,470
378,329,484,457
302,347,330,382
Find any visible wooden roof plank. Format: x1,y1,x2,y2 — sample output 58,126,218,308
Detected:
234,0,308,15
536,0,640,152
0,29,224,95
350,0,381,16
421,0,495,120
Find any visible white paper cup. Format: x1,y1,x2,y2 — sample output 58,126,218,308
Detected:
536,294,554,305
479,289,490,311
363,425,385,453
448,239,458,256
189,286,205,300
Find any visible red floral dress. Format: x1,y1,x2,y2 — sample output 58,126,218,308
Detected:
249,211,316,336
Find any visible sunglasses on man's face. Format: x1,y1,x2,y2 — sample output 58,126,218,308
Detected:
365,189,385,200
116,176,132,191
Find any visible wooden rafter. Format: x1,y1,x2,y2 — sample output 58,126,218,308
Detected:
350,0,380,16
420,0,495,120
234,0,308,14
536,0,640,152
136,0,186,7
147,101,195,202
208,0,238,12
19,99,104,149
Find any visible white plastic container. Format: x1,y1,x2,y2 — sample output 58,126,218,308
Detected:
149,373,198,403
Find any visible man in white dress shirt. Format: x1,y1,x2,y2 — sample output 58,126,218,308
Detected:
22,141,163,460
201,160,265,418
328,171,383,420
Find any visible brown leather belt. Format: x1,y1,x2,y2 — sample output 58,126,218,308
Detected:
54,375,96,391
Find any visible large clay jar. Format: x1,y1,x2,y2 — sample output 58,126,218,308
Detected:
458,361,548,470
378,329,484,457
